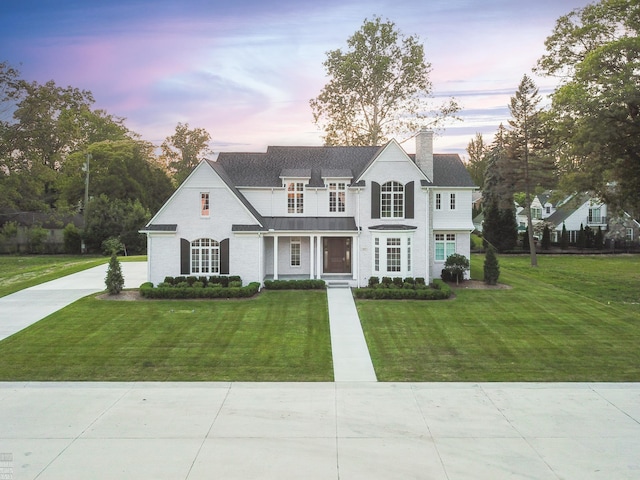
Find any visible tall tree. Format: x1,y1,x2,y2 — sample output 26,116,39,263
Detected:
537,0,640,215
310,16,459,146
466,132,488,189
504,75,554,266
160,122,212,184
482,125,518,252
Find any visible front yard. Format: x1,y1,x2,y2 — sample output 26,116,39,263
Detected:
0,254,638,381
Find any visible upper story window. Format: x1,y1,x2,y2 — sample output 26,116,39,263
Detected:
287,182,304,214
200,193,210,217
435,193,441,210
381,181,404,218
531,207,542,219
450,193,456,210
329,182,346,213
589,207,601,223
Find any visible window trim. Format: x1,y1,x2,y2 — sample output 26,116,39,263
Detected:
290,237,301,267
381,181,404,219
287,182,305,214
200,192,210,217
190,238,220,274
329,182,347,213
435,233,456,262
372,232,413,277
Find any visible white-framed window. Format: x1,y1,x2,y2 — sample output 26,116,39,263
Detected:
435,193,441,210
386,238,401,272
450,193,456,210
627,228,634,241
200,192,210,217
435,233,456,261
191,238,219,274
290,237,301,267
287,182,304,214
329,182,346,213
372,233,413,276
381,181,404,218
531,207,542,219
589,207,601,223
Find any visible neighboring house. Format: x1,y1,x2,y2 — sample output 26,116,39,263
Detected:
142,130,477,287
546,194,608,244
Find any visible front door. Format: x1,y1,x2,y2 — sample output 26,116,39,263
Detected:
323,237,351,274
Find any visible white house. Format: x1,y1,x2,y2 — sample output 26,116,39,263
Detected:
546,194,608,243
142,130,477,287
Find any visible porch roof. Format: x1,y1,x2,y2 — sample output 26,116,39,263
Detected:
232,216,358,232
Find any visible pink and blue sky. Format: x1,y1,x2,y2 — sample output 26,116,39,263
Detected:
1,0,592,156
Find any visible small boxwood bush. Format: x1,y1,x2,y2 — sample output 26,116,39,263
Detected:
263,279,326,290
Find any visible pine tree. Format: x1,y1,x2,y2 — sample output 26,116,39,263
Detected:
541,224,551,250
482,125,517,252
483,246,500,285
105,253,124,295
560,223,569,250
594,226,604,250
577,224,586,250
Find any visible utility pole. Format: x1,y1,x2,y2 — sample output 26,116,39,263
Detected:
81,153,91,254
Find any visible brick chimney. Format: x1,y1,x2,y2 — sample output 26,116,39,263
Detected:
415,129,434,182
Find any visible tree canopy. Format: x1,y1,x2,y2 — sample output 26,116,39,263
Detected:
537,0,640,215
310,16,459,146
160,122,212,185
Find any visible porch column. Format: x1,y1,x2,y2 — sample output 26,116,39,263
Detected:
273,235,279,280
317,236,323,278
311,235,317,279
353,234,358,282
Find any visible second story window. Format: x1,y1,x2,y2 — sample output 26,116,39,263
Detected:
287,182,304,214
450,193,456,210
200,193,210,217
381,181,404,218
435,193,441,210
329,182,346,213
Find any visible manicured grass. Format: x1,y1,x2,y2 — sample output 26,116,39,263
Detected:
0,290,332,381
357,254,640,382
0,255,146,298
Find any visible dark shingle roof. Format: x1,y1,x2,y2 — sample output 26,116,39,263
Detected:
216,146,475,189
141,224,177,232
232,217,357,232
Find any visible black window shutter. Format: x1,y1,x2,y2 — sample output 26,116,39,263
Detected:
405,181,414,219
180,238,190,275
220,238,230,275
371,181,380,219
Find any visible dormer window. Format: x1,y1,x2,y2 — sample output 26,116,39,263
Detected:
329,182,346,213
287,182,304,214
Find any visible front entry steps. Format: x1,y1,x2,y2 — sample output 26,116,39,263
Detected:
326,281,351,288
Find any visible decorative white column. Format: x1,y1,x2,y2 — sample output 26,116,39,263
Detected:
273,235,279,280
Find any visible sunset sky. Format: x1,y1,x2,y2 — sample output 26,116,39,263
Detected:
1,0,592,156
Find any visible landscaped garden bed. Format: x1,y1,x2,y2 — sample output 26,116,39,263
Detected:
352,277,452,300
140,275,260,299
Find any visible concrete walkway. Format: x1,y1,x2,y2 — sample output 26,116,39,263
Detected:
326,287,377,382
1,382,639,479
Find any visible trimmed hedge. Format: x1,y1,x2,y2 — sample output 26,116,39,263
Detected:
162,275,242,288
140,282,260,299
353,278,451,300
263,279,326,290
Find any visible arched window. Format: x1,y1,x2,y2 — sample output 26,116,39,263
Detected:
191,238,219,274
381,181,404,218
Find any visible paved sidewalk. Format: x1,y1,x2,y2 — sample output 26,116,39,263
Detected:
326,287,377,382
1,382,639,480
0,262,148,341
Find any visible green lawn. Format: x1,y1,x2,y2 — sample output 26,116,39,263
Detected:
0,255,146,298
357,254,640,381
0,290,333,381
